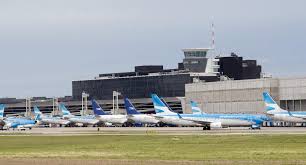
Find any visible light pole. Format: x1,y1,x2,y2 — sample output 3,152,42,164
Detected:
25,97,32,118
82,92,89,116
112,91,121,115
52,97,59,116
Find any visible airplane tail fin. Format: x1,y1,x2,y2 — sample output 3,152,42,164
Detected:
33,106,43,119
34,113,41,121
59,103,71,116
0,104,5,118
124,98,140,115
262,92,284,114
160,98,174,111
33,106,42,115
91,99,107,116
151,94,176,115
191,101,205,115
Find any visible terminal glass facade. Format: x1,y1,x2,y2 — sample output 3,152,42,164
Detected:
73,74,193,100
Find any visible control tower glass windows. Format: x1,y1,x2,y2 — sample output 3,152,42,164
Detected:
184,51,207,58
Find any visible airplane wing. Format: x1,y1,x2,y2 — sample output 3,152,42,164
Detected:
176,113,212,125
178,117,212,125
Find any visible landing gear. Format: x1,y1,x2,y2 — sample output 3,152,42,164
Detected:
202,125,211,130
157,122,166,127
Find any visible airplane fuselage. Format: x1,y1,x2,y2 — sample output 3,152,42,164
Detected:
66,116,100,125
40,117,71,125
128,114,159,124
97,115,127,124
269,112,306,123
155,113,268,127
4,118,36,129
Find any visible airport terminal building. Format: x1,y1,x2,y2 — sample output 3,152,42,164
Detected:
184,77,306,116
72,49,261,101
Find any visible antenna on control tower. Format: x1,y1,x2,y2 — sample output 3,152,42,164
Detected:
211,21,215,50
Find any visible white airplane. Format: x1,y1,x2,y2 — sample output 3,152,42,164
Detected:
124,97,160,125
152,94,270,130
263,92,306,123
33,106,70,126
59,103,100,125
91,100,128,126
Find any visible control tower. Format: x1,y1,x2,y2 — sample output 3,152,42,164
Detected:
182,48,219,73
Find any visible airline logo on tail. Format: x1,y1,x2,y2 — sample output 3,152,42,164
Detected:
33,106,43,120
33,106,42,115
262,92,289,115
124,98,140,115
263,92,280,112
0,104,5,118
190,101,204,115
91,100,107,116
59,103,71,116
151,94,176,115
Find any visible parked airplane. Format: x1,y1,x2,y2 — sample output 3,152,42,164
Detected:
263,92,306,123
152,94,270,130
59,103,100,125
151,94,202,127
124,98,160,125
187,100,270,129
91,100,128,125
0,104,36,130
34,106,70,126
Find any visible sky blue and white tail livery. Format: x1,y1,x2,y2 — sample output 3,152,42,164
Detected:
151,94,176,115
263,92,286,114
190,101,205,115
59,103,72,116
0,104,5,118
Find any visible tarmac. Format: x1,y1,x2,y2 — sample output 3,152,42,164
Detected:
1,127,306,136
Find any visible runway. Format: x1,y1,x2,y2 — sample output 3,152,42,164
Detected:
1,127,306,136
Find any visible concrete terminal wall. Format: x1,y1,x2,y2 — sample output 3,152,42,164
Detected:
186,77,306,114
279,77,306,111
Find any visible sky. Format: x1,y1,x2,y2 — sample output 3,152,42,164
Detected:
0,0,305,98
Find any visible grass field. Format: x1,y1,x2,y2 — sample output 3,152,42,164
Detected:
0,134,306,164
